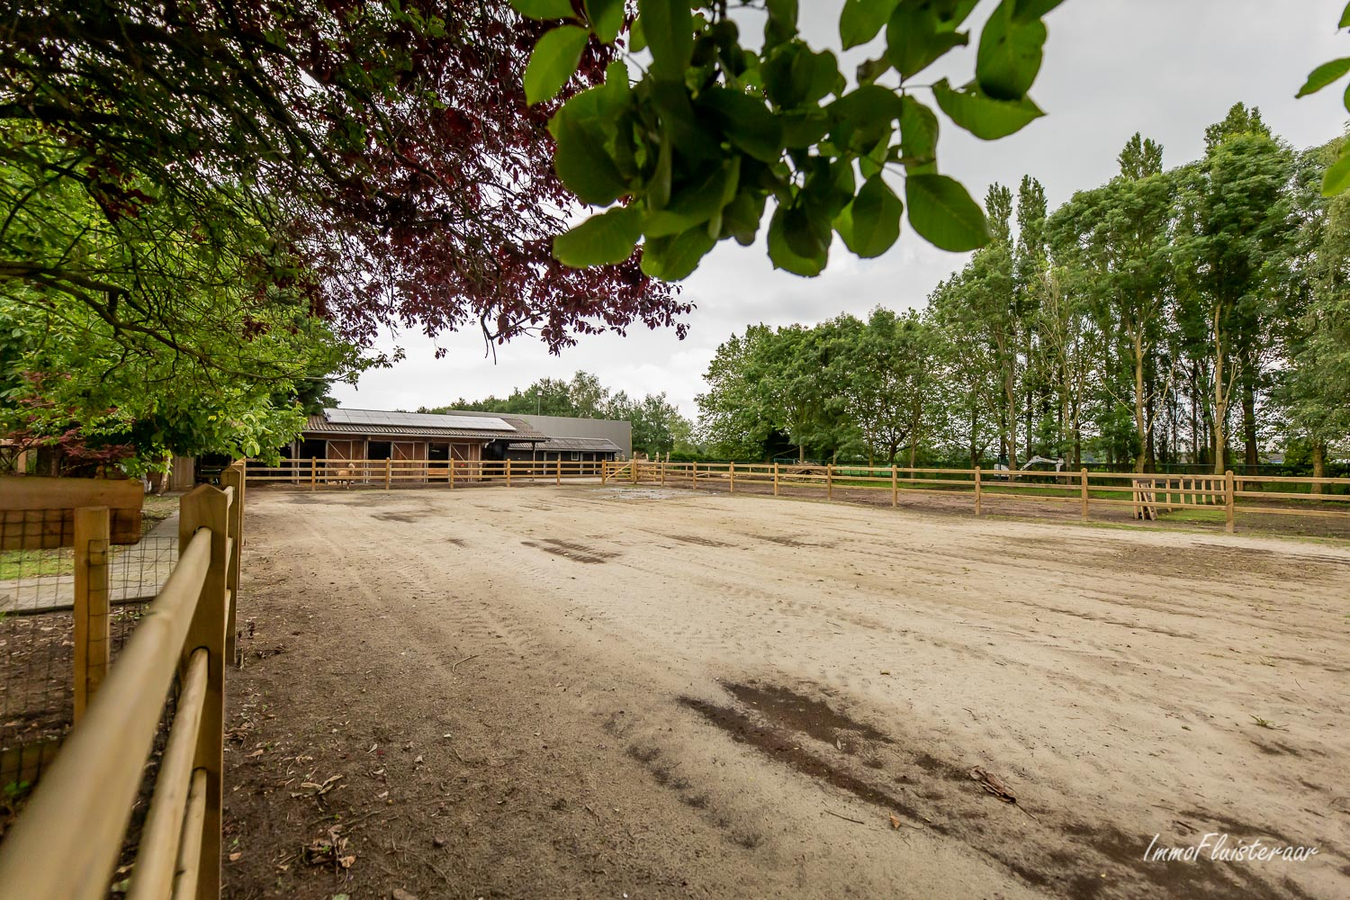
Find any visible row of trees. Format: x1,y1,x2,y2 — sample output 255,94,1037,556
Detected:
424,371,697,457
698,105,1350,475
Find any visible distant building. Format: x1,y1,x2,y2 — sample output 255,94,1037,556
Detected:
294,408,549,467
291,408,629,468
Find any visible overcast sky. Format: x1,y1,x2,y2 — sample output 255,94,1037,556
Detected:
332,0,1349,418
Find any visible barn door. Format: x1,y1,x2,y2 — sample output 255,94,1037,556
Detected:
391,442,424,482
325,440,358,484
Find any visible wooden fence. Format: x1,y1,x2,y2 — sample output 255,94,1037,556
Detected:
247,456,610,488
0,462,245,900
242,455,1350,532
620,461,1350,533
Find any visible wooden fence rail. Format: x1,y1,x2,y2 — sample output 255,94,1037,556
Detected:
622,461,1350,533
246,457,610,488
243,455,1349,533
0,462,245,900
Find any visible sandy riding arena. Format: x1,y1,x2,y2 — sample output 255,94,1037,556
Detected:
223,486,1349,899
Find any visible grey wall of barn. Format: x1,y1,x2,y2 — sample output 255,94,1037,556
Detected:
451,411,632,457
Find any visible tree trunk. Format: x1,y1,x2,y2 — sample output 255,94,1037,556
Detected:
1212,308,1227,476
1132,329,1147,473
1313,441,1326,497
1241,371,1258,475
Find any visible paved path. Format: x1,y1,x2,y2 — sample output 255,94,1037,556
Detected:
0,514,179,613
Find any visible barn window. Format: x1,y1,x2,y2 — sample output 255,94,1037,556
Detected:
570,452,581,461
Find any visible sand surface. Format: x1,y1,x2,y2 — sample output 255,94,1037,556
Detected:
224,485,1350,899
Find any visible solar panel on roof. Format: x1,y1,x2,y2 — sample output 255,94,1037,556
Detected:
323,408,516,432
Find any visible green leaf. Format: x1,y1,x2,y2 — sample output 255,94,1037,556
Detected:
639,0,692,80
585,0,625,43
932,79,1043,139
1297,57,1350,98
700,88,784,163
886,3,968,79
511,0,576,19
856,56,891,84
524,26,589,105
840,0,899,50
549,84,630,204
763,44,840,109
641,227,717,280
899,95,938,171
767,205,826,276
649,80,719,161
781,108,830,148
828,85,904,152
765,0,800,46
553,206,643,267
835,175,903,258
722,189,767,244
1322,146,1350,196
905,173,989,251
1340,1,1350,28
1011,0,1065,21
975,0,1046,100
643,157,742,237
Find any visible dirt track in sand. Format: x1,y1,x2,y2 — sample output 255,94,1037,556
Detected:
223,485,1350,899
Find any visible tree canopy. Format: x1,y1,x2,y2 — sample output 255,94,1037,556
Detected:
1,0,684,468
695,109,1350,477
518,0,1065,279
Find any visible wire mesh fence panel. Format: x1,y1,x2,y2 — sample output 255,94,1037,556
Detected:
0,535,175,616
0,610,73,758
0,511,75,614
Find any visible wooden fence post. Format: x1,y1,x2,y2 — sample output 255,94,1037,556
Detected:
661,461,667,487
729,461,736,494
384,458,391,490
773,463,779,496
219,464,245,668
506,459,512,488
692,463,698,489
1225,470,1236,533
974,467,983,516
310,459,316,492
1080,468,1089,522
891,465,898,508
73,506,111,724
556,457,562,486
178,485,229,900
827,464,833,501
449,459,456,490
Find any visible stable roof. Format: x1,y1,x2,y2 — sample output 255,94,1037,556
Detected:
305,409,546,442
507,437,623,453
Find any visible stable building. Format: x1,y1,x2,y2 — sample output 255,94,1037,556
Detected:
294,408,549,467
505,436,624,467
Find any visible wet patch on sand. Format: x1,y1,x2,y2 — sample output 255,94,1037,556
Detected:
753,533,836,549
521,539,619,564
722,680,893,748
679,680,1303,900
665,534,735,548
